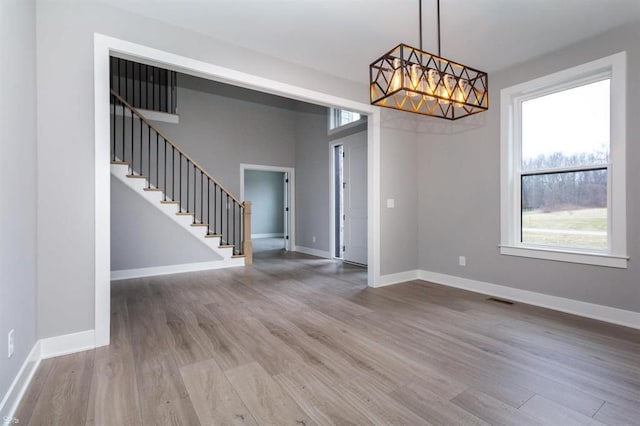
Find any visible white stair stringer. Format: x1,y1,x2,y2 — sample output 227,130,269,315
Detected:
111,163,245,269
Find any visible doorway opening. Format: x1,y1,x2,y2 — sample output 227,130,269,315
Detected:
333,145,344,259
331,132,368,266
240,164,294,254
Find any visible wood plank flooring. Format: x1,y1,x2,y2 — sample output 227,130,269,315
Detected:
16,245,640,425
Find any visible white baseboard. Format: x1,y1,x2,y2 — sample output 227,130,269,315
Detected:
0,342,41,426
40,329,96,360
417,270,640,330
110,259,244,281
252,233,284,239
293,245,331,259
374,270,420,288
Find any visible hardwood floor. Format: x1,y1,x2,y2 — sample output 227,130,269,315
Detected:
16,247,640,425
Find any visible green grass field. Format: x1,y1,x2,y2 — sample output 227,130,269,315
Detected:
522,208,607,250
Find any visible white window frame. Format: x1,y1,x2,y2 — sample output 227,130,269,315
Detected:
500,52,628,269
328,107,365,134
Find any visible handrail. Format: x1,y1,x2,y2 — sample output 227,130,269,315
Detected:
110,89,242,205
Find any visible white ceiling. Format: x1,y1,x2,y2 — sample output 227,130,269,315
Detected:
96,0,640,83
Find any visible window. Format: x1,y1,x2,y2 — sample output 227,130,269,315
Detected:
329,107,363,131
500,52,627,268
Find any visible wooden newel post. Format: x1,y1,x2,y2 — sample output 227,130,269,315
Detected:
242,201,252,265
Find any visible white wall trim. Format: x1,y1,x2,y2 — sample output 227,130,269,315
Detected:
39,330,96,360
252,233,285,239
95,34,382,348
111,259,244,281
415,270,640,330
0,342,41,426
374,270,421,288
292,245,331,259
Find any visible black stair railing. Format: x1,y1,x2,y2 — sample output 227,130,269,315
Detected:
110,89,249,258
110,57,177,114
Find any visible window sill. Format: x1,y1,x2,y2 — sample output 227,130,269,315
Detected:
499,245,628,269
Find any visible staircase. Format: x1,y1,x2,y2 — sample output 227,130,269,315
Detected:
110,89,252,267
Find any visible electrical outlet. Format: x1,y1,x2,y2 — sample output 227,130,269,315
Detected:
459,256,466,267
8,329,14,358
312,235,316,243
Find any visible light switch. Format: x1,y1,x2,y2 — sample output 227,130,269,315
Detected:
386,198,395,208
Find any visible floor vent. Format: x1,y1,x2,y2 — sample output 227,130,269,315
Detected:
487,297,514,305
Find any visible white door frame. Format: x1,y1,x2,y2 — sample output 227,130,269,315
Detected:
94,33,381,348
329,142,343,260
240,163,295,251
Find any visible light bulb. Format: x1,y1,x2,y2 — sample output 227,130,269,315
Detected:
438,73,452,104
389,58,402,93
454,79,468,106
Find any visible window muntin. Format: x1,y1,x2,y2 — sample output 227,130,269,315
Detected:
329,108,363,130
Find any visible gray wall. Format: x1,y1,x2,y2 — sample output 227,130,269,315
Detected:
0,0,37,409
417,22,640,312
110,177,220,271
35,1,368,339
380,123,419,275
294,104,332,252
154,75,298,196
245,170,284,236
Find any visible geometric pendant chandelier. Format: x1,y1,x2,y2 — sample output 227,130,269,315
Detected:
370,0,488,120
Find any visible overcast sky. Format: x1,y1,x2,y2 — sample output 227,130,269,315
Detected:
521,79,610,162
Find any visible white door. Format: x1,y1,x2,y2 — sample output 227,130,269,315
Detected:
343,137,367,265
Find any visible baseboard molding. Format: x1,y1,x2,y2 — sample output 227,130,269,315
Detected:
374,270,420,288
417,270,640,330
40,329,96,360
111,259,244,281
293,245,331,259
0,341,41,426
252,233,284,239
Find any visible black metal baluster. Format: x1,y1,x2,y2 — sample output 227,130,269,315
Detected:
179,154,182,211
233,202,236,253
139,112,142,175
171,147,175,201
130,97,134,170
147,127,151,188
121,94,125,163
155,133,159,188
163,139,167,200
146,65,150,110
219,187,223,238
137,62,141,109
111,96,115,161
207,179,210,234
193,165,197,224
226,194,229,245
125,59,128,105
200,171,203,224
186,159,190,213
213,183,217,234
153,66,157,111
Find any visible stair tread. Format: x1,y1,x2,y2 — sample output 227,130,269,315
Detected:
176,212,194,216
191,223,209,227
205,233,222,238
111,161,129,165
126,174,147,179
160,200,179,204
143,188,163,192
232,254,246,258
219,244,234,248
